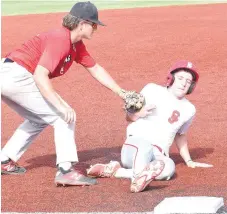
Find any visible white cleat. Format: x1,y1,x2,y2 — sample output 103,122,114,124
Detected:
87,161,121,178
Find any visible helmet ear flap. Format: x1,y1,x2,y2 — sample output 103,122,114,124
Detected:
166,74,175,87
187,81,196,94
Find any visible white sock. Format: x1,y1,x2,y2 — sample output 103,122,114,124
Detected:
58,162,72,171
0,153,10,162
114,168,133,179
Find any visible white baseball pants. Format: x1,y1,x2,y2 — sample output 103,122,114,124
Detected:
120,135,175,180
1,59,78,165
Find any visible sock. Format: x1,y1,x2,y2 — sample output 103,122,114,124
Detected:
0,153,10,162
58,162,72,171
114,168,133,179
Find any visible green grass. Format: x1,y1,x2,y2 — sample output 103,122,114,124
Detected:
2,0,227,16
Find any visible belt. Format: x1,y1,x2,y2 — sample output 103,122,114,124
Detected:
128,134,165,155
152,144,163,153
4,58,14,63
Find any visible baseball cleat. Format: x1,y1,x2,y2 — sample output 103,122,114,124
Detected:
1,159,26,175
55,167,97,186
87,161,121,178
130,159,165,193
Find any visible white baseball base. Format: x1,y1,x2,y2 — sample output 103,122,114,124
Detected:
153,196,224,214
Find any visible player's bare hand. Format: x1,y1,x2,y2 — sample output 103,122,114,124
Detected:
59,105,76,124
136,104,156,118
187,161,213,168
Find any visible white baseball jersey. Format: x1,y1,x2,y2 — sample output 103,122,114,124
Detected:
126,83,196,156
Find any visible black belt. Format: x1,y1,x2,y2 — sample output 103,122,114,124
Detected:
4,58,14,63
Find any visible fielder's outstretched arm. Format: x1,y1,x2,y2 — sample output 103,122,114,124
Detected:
85,63,147,114
85,63,123,96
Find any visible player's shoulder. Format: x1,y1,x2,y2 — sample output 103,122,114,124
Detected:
141,83,167,98
41,27,71,52
182,98,196,115
142,83,164,91
41,27,70,41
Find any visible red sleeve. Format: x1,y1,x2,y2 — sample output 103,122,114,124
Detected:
74,41,96,68
38,37,69,73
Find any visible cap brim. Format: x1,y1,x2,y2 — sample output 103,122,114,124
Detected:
89,19,106,26
96,20,106,26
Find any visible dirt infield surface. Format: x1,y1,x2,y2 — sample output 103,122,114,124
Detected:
1,3,227,212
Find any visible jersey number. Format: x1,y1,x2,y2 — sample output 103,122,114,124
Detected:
168,110,180,124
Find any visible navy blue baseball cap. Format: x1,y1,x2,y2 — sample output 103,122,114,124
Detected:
69,1,105,26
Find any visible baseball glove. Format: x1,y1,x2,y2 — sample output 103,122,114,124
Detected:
119,89,146,113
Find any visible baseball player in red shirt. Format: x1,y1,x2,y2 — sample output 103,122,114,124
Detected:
1,1,137,186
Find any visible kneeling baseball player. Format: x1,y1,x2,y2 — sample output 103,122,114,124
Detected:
1,1,144,187
87,60,213,193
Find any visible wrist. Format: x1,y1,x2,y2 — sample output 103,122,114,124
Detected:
117,88,126,99
186,159,193,164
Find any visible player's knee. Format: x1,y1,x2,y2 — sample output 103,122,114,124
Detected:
155,157,175,180
121,137,153,169
138,143,153,156
52,117,76,129
28,120,48,129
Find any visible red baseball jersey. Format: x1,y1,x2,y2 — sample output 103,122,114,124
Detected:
6,27,96,78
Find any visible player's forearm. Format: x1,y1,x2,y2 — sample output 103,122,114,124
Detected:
179,146,192,164
87,64,122,96
125,105,153,122
33,66,64,110
175,134,192,163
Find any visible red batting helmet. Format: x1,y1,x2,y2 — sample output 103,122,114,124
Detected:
166,60,199,94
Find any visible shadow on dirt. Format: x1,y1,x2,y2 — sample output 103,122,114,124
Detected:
24,146,214,173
